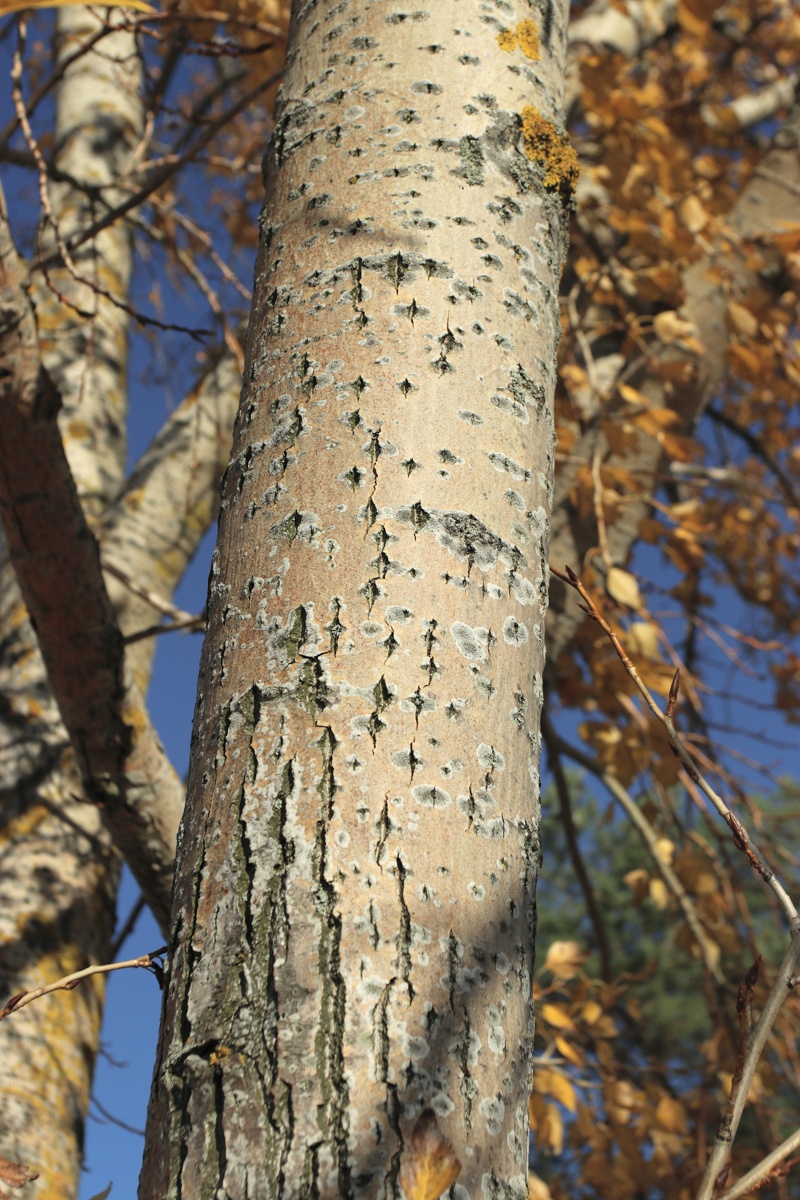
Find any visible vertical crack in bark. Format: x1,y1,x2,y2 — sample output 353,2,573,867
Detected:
373,978,395,1084
393,853,414,1003
367,675,392,749
325,597,345,656
374,796,391,868
313,723,352,1196
456,1008,476,1133
446,931,460,1013
384,1082,403,1200
422,619,439,686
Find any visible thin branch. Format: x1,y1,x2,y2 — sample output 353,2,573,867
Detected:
110,894,146,958
706,403,800,514
551,564,798,928
103,561,199,624
123,612,206,644
30,67,283,278
717,1127,800,1200
548,726,725,984
541,707,613,983
0,948,167,1023
550,564,800,1200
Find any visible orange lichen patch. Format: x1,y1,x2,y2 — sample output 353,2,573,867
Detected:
0,804,50,844
516,19,541,59
65,419,91,441
497,20,540,59
520,106,579,201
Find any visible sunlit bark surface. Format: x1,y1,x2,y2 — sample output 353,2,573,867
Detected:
141,2,570,1196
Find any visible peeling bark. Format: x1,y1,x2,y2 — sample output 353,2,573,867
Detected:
141,2,570,1196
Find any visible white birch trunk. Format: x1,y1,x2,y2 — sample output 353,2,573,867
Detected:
141,2,571,1195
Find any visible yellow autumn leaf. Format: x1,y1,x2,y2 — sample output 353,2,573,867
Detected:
582,999,603,1025
399,1110,461,1200
555,1034,584,1067
528,1173,553,1200
679,194,709,233
649,878,669,908
627,620,662,662
543,939,588,980
606,566,642,611
654,837,674,865
0,0,155,10
623,868,649,904
539,1002,576,1031
727,300,759,338
618,382,650,407
537,1066,578,1112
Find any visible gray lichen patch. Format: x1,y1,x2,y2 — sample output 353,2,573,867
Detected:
455,134,485,185
477,744,505,771
394,506,525,575
501,615,528,645
411,784,452,808
450,621,486,661
508,363,547,414
457,409,484,425
487,452,531,482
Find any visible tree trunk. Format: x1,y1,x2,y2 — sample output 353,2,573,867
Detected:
141,2,570,1196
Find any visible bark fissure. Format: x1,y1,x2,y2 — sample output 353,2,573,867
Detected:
143,2,567,1191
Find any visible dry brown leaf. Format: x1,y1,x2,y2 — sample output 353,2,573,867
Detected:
655,1095,688,1133
399,1109,461,1200
652,310,697,343
0,1155,37,1192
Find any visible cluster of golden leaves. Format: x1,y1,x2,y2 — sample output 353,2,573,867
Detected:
530,922,798,1200
541,0,800,1192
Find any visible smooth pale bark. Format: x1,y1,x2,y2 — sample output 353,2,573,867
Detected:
141,2,570,1196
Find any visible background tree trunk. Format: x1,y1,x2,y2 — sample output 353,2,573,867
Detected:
140,1,570,1196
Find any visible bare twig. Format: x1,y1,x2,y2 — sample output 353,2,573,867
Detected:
548,726,725,983
717,1127,800,1200
0,948,167,1023
551,564,798,927
103,561,199,624
123,612,206,645
110,894,146,958
541,708,613,982
30,68,284,278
